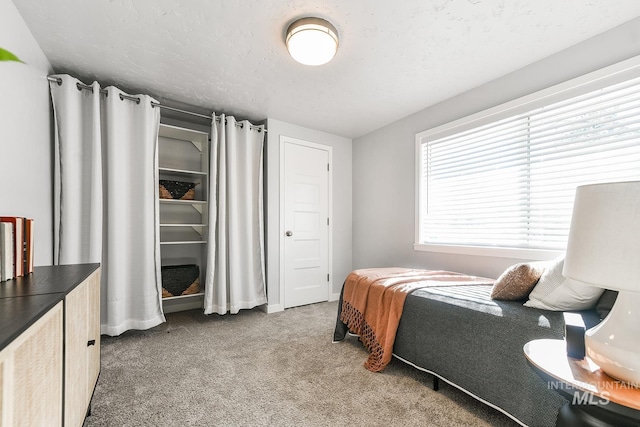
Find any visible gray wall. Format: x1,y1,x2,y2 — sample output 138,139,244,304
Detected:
352,18,640,280
0,0,54,265
265,118,352,311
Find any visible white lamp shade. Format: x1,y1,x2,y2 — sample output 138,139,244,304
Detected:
563,181,640,384
286,18,338,66
563,181,640,292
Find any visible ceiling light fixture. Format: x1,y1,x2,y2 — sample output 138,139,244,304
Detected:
286,17,339,66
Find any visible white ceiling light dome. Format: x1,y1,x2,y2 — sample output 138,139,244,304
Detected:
286,17,339,66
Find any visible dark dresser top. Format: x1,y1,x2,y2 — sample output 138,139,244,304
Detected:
0,264,100,351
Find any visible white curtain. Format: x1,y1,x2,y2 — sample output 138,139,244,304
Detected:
50,74,165,335
204,114,267,314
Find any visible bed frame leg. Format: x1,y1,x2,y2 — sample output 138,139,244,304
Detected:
433,376,439,391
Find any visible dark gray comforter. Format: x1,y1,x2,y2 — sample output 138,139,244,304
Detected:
334,283,601,427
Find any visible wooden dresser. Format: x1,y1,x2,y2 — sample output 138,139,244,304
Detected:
0,264,101,427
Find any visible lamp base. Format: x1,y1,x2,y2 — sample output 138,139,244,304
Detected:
585,291,640,385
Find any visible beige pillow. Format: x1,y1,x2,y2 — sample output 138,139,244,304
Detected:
490,262,546,301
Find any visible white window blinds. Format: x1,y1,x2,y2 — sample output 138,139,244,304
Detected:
418,75,640,252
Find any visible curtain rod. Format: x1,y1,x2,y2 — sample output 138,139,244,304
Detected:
47,76,266,133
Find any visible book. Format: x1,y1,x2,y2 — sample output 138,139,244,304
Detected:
25,219,34,274
0,222,15,281
0,217,24,277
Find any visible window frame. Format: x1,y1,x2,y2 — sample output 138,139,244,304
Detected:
414,55,640,260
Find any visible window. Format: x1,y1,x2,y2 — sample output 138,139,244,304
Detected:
415,57,640,258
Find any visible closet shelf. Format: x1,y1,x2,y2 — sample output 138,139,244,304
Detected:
162,292,205,301
159,198,207,215
159,167,207,177
158,123,208,152
159,223,206,227
160,241,207,245
159,199,207,205
160,223,206,236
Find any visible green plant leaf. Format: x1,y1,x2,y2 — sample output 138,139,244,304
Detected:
0,47,23,63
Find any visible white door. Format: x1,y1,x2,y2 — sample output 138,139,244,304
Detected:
282,138,331,308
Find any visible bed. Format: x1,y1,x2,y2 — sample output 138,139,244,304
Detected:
333,268,601,427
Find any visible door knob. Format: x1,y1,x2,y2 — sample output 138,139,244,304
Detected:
285,231,293,237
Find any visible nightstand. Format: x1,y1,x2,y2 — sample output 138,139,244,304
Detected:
524,339,640,427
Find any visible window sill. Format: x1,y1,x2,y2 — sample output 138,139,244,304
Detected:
413,243,563,261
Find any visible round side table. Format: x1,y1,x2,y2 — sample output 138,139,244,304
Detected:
524,339,640,427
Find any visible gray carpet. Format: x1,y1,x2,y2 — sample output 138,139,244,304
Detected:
84,301,520,426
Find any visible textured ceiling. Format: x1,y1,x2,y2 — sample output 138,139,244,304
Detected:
13,0,640,138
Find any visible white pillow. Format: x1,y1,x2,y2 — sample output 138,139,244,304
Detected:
524,256,604,311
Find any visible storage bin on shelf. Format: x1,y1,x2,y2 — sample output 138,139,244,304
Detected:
161,264,200,298
158,180,197,200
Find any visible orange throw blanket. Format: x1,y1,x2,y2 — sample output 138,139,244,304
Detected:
339,268,495,372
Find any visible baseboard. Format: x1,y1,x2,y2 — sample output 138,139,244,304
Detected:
162,295,203,314
266,295,337,313
266,303,284,313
